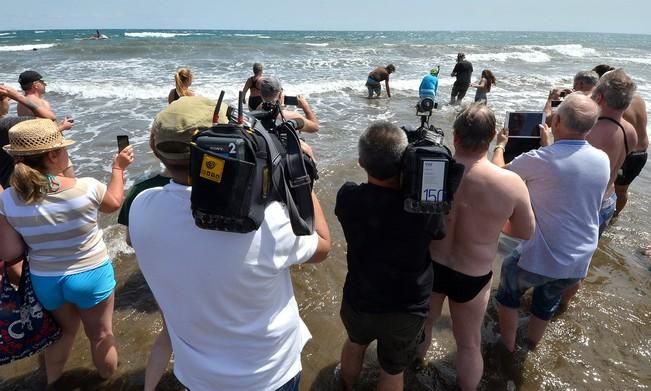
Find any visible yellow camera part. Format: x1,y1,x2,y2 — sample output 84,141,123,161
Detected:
200,154,225,183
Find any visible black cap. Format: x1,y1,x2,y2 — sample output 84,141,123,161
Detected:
18,70,43,89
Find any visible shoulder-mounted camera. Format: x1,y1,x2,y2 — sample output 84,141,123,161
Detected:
189,92,317,235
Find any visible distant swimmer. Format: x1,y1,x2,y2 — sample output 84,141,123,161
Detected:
366,64,395,99
86,30,108,40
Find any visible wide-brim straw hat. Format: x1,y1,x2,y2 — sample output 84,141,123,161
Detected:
2,118,74,156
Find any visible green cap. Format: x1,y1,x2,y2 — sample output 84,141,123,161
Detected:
430,67,440,76
152,96,228,161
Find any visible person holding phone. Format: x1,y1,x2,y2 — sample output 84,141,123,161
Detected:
16,71,74,131
0,119,134,385
258,77,320,133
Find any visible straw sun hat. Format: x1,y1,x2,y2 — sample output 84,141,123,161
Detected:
2,118,74,156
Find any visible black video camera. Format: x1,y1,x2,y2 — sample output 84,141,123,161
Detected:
189,92,316,236
400,98,465,239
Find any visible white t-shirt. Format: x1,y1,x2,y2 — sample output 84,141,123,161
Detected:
129,181,318,391
509,140,610,279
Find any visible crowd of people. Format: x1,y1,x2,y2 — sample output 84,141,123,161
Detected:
0,58,647,391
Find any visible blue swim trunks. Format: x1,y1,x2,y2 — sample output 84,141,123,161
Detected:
31,261,116,311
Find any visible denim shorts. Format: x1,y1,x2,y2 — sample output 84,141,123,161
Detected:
598,192,617,236
31,261,116,311
275,371,301,391
496,251,580,321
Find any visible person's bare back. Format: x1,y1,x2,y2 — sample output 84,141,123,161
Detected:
431,156,533,277
587,117,637,194
368,67,388,82
623,94,648,151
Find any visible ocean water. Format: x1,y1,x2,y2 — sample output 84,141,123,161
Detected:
0,29,649,390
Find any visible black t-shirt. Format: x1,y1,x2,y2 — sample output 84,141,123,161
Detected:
0,116,33,188
453,60,473,85
335,182,434,316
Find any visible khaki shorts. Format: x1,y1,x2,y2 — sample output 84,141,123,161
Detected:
340,299,425,375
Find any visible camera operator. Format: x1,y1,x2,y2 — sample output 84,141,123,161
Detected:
258,76,320,133
129,96,331,391
336,121,436,391
417,103,535,391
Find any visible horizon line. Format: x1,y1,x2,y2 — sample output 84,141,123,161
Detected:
1,28,649,36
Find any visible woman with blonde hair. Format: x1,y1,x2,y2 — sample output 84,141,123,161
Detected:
0,119,134,385
471,69,497,103
168,67,195,104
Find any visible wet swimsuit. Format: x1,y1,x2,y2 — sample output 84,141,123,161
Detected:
616,151,647,185
246,76,263,110
431,261,492,303
598,117,646,186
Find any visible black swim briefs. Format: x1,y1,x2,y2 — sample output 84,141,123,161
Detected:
431,261,492,303
616,151,648,186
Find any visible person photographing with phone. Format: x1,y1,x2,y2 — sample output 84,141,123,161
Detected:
0,119,134,385
257,77,320,133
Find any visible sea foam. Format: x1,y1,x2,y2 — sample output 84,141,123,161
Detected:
0,43,56,51
124,32,192,38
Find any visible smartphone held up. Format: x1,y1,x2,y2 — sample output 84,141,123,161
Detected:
117,135,130,152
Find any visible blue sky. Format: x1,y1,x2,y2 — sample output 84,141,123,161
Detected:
4,0,650,34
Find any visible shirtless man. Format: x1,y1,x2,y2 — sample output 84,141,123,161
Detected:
16,70,73,131
366,64,395,98
418,104,535,391
592,65,648,216
587,69,637,233
492,94,609,352
615,93,648,215
562,69,638,303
